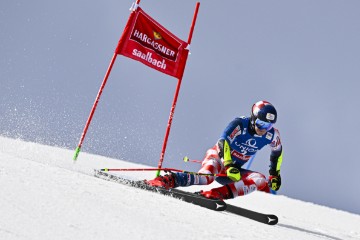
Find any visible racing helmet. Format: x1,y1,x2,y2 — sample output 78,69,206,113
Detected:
251,100,277,131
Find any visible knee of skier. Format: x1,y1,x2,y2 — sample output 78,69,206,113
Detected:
202,146,220,167
200,158,222,172
196,171,215,185
251,172,268,191
242,172,269,192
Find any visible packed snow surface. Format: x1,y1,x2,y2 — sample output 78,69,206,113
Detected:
0,136,359,240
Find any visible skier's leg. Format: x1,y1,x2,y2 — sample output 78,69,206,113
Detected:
200,170,270,200
146,145,224,188
228,170,270,197
176,145,224,186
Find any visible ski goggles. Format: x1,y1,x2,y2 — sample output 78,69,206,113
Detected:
255,118,274,131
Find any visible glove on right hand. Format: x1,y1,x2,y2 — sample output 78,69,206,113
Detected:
226,165,241,182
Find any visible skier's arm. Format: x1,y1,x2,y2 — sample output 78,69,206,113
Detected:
217,139,232,166
270,149,282,174
217,139,241,182
217,118,244,182
269,129,283,191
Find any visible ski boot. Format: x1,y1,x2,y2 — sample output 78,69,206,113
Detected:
145,172,178,189
199,185,233,200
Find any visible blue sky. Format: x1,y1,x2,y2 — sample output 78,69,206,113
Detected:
1,0,360,214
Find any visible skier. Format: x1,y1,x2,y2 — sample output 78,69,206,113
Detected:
146,100,283,200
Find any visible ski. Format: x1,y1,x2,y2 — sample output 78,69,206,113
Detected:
225,204,278,225
94,170,278,225
94,169,226,211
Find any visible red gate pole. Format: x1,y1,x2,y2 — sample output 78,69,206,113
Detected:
73,0,142,161
73,53,118,161
156,2,200,176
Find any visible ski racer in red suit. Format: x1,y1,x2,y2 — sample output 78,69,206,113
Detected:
146,100,283,200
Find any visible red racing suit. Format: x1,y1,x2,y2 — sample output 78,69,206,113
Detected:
189,116,283,197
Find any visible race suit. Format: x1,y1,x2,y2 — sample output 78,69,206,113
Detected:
175,116,283,197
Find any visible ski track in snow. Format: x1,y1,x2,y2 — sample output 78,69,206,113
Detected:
0,136,359,240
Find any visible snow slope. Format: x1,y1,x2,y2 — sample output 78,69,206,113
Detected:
0,136,359,240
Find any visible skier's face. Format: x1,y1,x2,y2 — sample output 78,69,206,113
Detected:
255,126,267,136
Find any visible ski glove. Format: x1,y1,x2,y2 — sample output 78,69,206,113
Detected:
268,170,281,191
226,165,241,182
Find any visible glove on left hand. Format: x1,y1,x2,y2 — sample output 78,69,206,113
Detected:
268,170,281,191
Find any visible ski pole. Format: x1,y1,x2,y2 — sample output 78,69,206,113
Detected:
183,156,202,164
99,167,227,177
